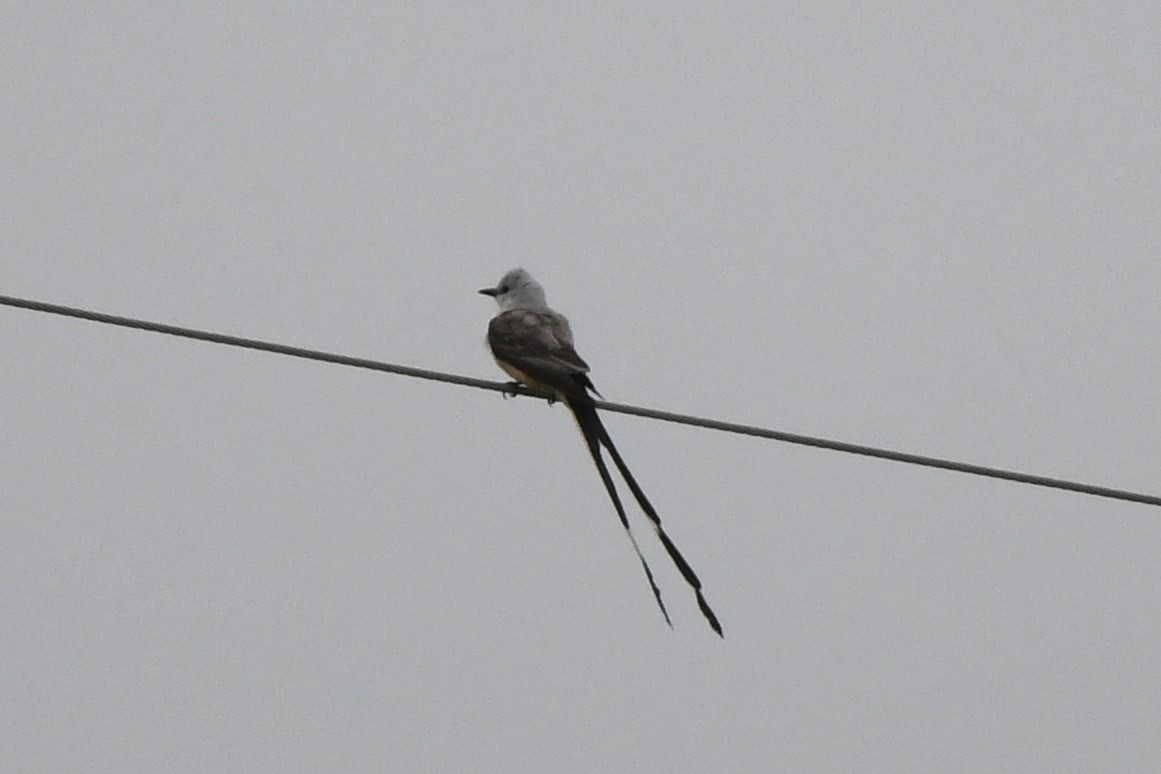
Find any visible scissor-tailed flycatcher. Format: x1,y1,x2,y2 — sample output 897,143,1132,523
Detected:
479,268,722,636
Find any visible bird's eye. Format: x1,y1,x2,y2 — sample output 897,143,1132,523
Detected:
499,285,508,294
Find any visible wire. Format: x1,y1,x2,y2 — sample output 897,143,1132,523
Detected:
3,291,1158,508
596,400,1161,506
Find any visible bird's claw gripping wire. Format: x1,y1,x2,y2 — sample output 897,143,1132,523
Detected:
500,381,557,406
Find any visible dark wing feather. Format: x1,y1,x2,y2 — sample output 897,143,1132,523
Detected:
488,310,593,396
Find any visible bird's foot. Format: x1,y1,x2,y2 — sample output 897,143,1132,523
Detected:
502,381,522,399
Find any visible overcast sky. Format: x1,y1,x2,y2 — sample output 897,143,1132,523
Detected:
3,4,1160,772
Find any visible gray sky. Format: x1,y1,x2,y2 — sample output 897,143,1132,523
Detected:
3,4,1160,772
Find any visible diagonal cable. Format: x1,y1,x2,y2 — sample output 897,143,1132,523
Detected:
3,292,1158,508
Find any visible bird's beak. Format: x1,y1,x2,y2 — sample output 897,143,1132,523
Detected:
478,287,498,297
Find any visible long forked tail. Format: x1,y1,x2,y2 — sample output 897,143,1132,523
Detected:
566,397,672,629
568,395,723,637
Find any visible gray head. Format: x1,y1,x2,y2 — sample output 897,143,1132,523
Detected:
478,268,549,311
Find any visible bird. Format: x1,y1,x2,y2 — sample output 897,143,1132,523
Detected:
479,268,722,636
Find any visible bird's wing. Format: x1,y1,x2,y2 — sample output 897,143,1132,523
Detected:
487,309,591,392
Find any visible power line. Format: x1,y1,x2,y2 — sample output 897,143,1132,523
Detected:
3,291,1158,508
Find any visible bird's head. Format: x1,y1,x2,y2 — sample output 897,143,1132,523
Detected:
478,268,548,311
